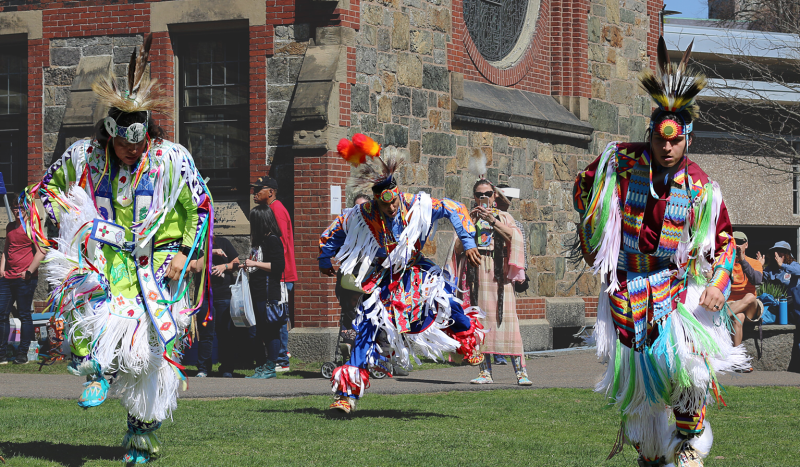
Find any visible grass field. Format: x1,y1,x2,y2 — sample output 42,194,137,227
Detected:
1,387,798,466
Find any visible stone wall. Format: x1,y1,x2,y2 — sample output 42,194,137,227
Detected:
267,24,310,165
44,35,143,161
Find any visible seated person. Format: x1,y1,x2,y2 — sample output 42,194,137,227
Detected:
728,232,763,353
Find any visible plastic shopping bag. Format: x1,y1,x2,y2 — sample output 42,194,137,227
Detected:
230,269,255,327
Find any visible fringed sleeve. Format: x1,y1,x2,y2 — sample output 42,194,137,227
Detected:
432,197,477,251
318,212,348,269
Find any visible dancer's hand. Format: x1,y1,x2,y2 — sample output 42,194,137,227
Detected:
320,266,336,277
212,248,226,257
756,251,765,266
699,286,725,313
465,248,481,267
167,252,187,281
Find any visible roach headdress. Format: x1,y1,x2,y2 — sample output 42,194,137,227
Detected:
640,36,707,138
337,134,405,202
92,34,172,143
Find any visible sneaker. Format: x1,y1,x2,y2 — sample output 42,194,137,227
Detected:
470,371,493,384
246,365,267,379
222,372,233,378
493,355,508,365
13,355,28,365
392,365,409,376
195,371,208,378
734,367,754,374
0,356,10,365
275,365,290,373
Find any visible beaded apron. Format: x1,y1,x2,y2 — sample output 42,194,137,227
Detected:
620,163,692,349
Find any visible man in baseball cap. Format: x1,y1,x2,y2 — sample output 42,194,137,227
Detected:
250,175,296,372
728,231,763,365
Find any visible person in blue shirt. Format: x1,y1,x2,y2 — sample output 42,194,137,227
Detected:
759,241,800,371
319,141,483,413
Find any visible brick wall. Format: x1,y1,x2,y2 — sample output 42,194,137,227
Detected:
292,151,351,327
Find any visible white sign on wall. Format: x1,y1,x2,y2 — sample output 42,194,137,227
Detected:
330,185,342,215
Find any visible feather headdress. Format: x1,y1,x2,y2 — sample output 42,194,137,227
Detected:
639,36,706,119
347,145,405,194
91,33,172,117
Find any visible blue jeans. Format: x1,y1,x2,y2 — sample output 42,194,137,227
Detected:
0,277,38,357
276,282,293,367
251,300,282,366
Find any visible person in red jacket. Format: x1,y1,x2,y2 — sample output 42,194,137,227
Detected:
0,193,46,364
252,176,296,371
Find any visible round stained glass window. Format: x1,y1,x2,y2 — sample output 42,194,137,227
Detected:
462,0,540,67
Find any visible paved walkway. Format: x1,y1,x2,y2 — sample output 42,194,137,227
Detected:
2,349,798,400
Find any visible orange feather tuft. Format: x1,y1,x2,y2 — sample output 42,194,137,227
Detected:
337,138,367,166
352,133,381,157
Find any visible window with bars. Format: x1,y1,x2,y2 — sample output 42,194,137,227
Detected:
0,45,27,196
178,31,249,202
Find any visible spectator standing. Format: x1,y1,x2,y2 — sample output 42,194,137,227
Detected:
251,176,295,372
760,241,800,372
244,204,286,379
192,230,241,378
0,193,45,364
491,184,527,367
727,232,763,351
463,180,531,386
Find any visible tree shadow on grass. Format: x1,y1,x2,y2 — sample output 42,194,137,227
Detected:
0,441,123,467
258,407,457,420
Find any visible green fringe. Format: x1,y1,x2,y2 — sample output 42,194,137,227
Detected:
609,339,622,406
691,183,714,252
587,147,617,250
677,303,721,356
620,345,636,413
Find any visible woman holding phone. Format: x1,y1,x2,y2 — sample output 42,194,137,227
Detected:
243,204,286,379
464,179,531,385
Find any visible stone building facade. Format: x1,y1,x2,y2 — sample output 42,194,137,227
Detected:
0,0,662,359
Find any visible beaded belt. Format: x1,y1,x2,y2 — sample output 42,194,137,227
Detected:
617,251,671,273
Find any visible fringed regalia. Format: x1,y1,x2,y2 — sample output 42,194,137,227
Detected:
320,137,485,413
573,38,749,467
23,34,213,464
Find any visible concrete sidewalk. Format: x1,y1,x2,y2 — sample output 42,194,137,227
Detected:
2,349,798,400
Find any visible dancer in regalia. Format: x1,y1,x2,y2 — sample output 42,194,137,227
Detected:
24,35,213,464
319,134,484,413
573,38,749,467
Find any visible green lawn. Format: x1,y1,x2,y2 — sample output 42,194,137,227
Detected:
1,387,798,466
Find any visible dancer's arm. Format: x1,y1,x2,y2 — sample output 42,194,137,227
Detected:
431,197,480,266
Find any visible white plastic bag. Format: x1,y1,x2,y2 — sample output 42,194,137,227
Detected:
230,269,255,327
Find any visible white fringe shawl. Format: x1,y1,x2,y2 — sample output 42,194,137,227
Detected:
584,143,622,293
133,143,192,248
335,192,433,284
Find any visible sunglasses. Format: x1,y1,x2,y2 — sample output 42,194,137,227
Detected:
474,190,494,198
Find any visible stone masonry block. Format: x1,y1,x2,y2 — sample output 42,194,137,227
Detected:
288,327,339,362
546,297,586,328
519,319,553,351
